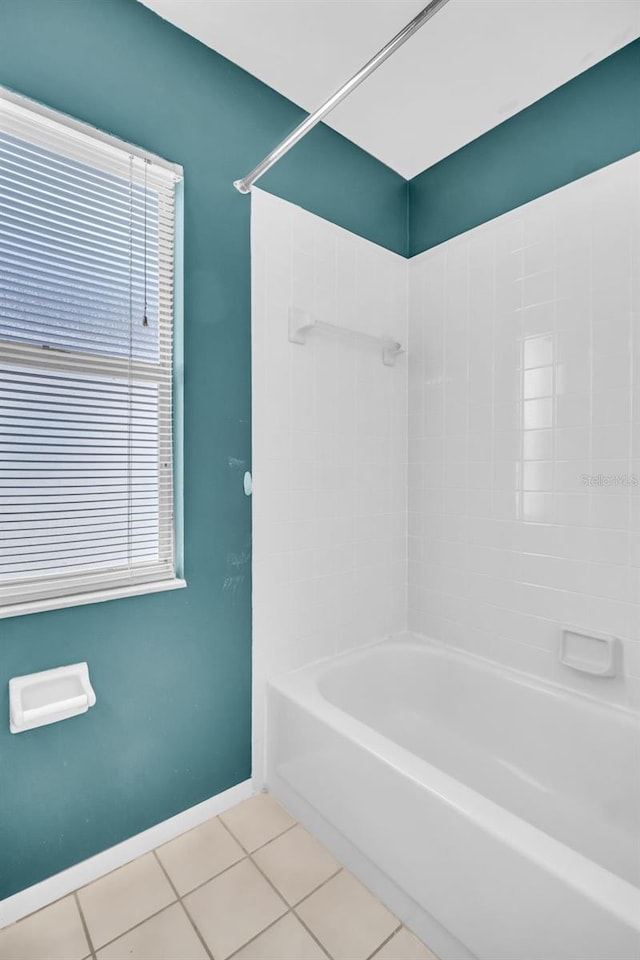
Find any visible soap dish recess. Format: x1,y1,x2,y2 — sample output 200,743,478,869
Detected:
9,662,96,734
559,627,620,678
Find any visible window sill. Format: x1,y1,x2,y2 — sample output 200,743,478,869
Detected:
0,578,187,620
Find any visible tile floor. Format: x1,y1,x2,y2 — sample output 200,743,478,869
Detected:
0,793,438,960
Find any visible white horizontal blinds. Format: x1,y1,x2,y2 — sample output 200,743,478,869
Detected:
0,131,161,361
1,371,163,567
0,93,180,607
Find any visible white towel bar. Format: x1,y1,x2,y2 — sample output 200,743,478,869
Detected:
288,307,403,366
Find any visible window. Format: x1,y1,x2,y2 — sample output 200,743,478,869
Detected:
0,90,184,617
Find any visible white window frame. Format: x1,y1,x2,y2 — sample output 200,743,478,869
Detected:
0,88,185,618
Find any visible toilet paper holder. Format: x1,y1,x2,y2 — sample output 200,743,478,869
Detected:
9,662,96,734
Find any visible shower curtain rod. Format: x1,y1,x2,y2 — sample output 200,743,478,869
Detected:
233,0,451,194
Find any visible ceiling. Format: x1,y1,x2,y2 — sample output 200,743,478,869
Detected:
139,0,640,179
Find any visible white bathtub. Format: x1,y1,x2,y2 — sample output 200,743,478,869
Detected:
266,637,640,960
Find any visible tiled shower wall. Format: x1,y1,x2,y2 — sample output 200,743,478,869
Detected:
251,190,408,781
252,155,639,771
408,154,640,709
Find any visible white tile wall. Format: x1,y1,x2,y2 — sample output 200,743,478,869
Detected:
251,190,408,782
251,156,639,782
408,154,640,710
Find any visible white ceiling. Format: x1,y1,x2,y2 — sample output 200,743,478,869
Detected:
139,0,640,179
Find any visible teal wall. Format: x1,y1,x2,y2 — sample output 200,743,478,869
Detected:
408,39,640,255
0,0,406,900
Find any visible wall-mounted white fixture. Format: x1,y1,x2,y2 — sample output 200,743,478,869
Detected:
9,662,96,734
288,307,403,366
559,627,621,678
243,471,253,496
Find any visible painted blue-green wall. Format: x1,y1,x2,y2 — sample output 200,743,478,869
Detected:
408,39,640,255
0,0,406,900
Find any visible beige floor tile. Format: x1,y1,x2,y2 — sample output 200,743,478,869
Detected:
77,852,175,949
219,793,295,852
232,913,327,960
253,824,340,905
96,903,208,960
0,896,89,960
372,927,439,960
183,858,287,960
296,870,398,960
156,815,244,895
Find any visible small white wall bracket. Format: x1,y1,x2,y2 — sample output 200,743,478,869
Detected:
9,662,96,734
559,627,621,678
288,307,403,366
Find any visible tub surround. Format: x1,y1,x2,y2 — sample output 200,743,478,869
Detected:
252,153,640,777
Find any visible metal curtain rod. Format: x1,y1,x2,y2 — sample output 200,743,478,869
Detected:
233,0,452,194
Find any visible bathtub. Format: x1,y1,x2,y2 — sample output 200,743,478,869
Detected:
266,637,640,960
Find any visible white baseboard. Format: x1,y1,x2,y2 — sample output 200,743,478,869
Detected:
0,779,254,929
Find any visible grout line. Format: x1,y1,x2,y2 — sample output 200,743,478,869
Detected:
73,891,97,960
219,815,342,960
287,857,407,960
288,914,333,960
365,922,403,960
88,899,178,955
218,816,336,960
151,811,259,900
163,853,245,900
148,809,298,908
220,806,404,960
151,849,181,900
218,812,298,857
208,819,296,955
151,850,215,960
224,910,294,960
176,900,216,960
290,867,403,960
231,845,287,912
2,889,72,927
256,859,343,960
289,866,343,910
248,820,300,854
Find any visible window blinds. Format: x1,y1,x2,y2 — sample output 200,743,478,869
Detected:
0,91,183,613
